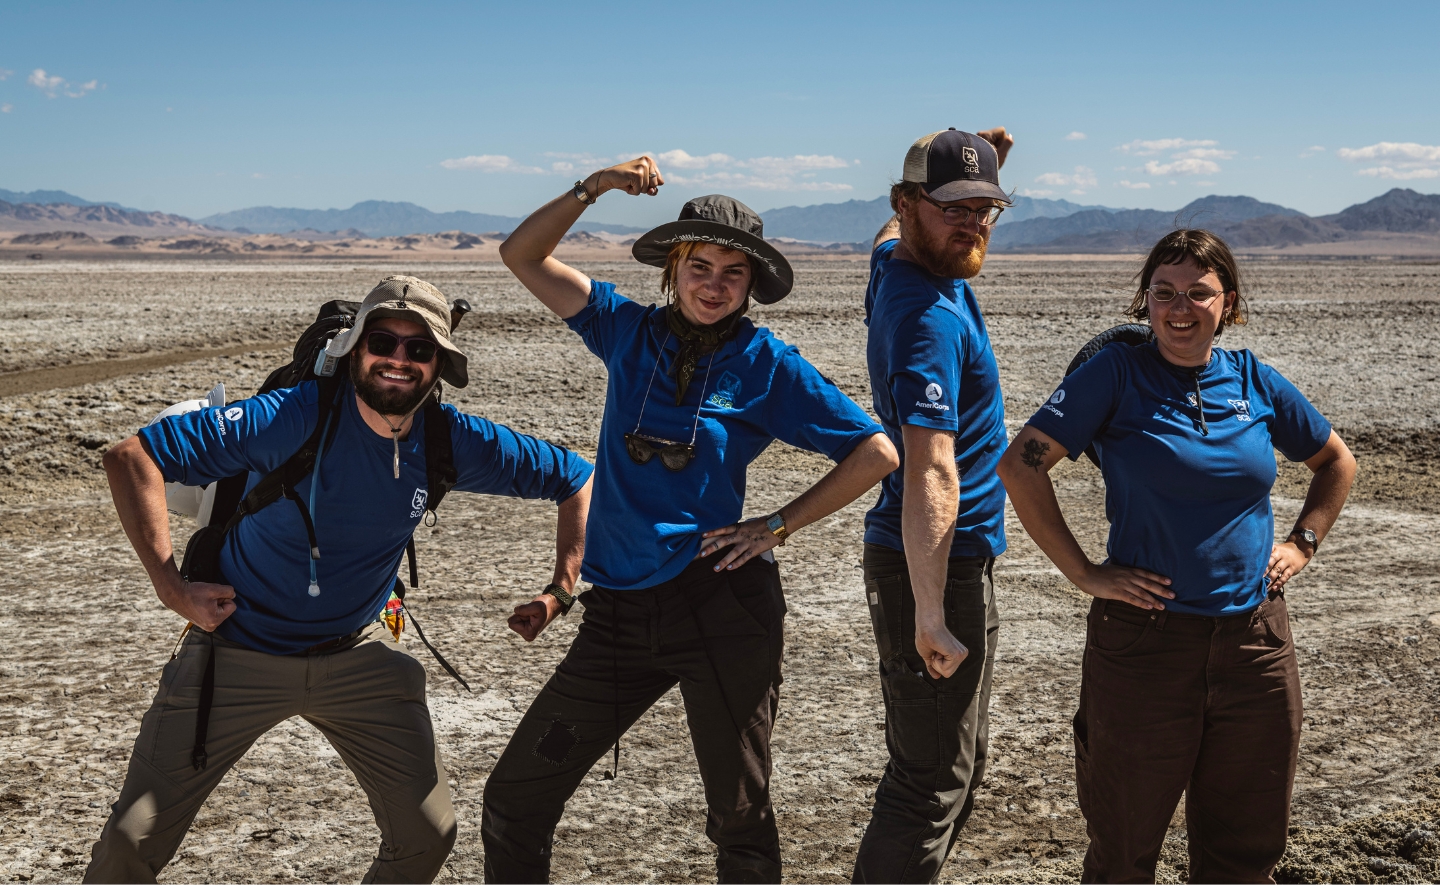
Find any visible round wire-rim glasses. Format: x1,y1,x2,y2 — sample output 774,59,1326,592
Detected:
1146,285,1225,306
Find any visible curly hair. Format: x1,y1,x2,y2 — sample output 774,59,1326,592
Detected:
1127,229,1248,337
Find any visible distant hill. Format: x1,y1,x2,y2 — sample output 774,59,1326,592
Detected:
200,200,645,237
0,200,225,237
989,195,1309,252
760,194,1110,244
1321,188,1440,232
0,189,141,213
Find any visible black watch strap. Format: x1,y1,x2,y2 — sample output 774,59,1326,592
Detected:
543,582,576,615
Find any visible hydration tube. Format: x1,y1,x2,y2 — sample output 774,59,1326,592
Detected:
305,414,333,597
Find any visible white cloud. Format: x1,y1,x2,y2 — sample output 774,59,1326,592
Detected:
1144,158,1221,176
0,68,13,81
440,154,547,174
1064,131,1087,141
1034,166,1098,193
27,68,100,98
0,104,11,114
1117,180,1151,189
1117,138,1217,156
656,149,736,169
1338,141,1440,180
1021,188,1056,197
1299,145,1326,158
1173,148,1236,160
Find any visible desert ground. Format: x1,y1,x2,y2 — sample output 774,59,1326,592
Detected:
2,256,1438,884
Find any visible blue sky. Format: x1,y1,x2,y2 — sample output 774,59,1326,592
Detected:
2,0,1437,226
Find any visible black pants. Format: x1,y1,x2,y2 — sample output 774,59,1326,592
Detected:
852,543,999,884
1075,595,1303,884
481,553,786,884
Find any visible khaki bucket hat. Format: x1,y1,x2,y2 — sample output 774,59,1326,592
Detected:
324,276,469,388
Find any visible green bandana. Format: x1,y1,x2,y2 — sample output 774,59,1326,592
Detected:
664,300,749,405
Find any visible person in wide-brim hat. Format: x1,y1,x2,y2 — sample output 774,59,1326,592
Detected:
481,155,899,882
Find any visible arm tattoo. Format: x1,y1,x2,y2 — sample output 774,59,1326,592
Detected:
1021,438,1050,472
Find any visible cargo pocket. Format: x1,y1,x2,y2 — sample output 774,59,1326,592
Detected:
880,657,940,765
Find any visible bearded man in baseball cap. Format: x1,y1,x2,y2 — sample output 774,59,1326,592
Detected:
854,127,1014,883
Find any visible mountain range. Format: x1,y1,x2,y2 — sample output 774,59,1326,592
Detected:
199,201,647,237
3,187,1438,255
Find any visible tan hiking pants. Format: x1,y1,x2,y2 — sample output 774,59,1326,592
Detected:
84,622,456,884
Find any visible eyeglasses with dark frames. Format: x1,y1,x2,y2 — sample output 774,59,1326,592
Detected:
623,330,714,471
1146,285,1224,306
917,193,1005,227
364,330,438,364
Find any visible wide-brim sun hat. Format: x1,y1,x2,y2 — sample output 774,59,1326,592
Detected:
631,194,794,304
324,275,469,388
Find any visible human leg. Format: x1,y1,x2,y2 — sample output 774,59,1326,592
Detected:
1184,596,1303,884
84,630,300,883
481,588,678,884
300,623,457,884
852,546,997,884
1075,601,1208,884
673,555,787,884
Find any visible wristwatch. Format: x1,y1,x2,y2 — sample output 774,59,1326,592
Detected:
543,582,576,615
765,511,789,546
572,180,596,205
1290,528,1319,554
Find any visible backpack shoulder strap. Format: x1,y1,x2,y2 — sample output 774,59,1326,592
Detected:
421,396,456,518
226,376,345,530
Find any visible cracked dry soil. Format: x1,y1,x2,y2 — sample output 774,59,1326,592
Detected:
1,258,1438,883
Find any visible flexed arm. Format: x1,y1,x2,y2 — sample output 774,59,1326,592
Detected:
500,156,665,320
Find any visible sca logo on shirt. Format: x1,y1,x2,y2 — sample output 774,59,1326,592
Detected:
707,372,742,410
1228,399,1253,421
410,488,428,518
224,406,244,422
915,382,950,411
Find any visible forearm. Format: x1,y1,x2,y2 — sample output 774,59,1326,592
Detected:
104,437,184,600
873,215,900,249
1290,443,1357,545
1002,469,1094,585
901,462,958,626
778,435,897,534
551,477,592,590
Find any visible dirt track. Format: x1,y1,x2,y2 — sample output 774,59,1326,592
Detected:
2,258,1438,883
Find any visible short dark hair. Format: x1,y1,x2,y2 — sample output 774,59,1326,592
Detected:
1128,229,1248,337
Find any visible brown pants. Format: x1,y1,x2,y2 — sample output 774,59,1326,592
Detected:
84,622,456,884
1074,595,1302,884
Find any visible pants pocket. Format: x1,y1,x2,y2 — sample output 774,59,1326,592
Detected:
1087,608,1154,655
1259,598,1292,648
881,658,940,765
864,574,903,662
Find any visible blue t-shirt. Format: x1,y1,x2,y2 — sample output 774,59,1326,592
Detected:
1026,341,1332,615
565,280,885,590
863,240,1008,558
139,381,593,653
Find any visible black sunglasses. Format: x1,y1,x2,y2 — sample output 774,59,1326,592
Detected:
364,330,437,364
624,432,696,471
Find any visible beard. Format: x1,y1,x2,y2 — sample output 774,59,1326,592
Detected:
901,207,990,279
350,356,433,417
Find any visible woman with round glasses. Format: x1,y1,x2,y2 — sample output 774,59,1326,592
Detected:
481,155,897,883
997,229,1355,882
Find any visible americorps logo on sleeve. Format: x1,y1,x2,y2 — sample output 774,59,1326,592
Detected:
915,381,950,411
224,406,244,421
1042,388,1066,418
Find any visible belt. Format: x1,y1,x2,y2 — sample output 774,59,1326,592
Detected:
294,625,368,656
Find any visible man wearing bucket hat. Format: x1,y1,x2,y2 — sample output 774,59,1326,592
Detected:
482,159,899,883
853,128,1015,883
86,275,593,883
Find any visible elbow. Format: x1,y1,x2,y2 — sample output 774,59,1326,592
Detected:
869,433,901,479
996,450,1021,492
497,236,516,269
